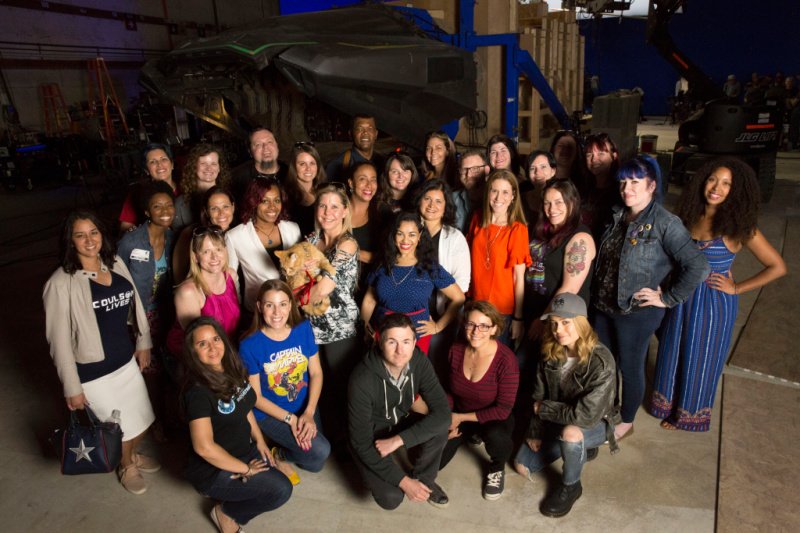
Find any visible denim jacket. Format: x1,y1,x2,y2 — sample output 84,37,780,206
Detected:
599,199,709,313
117,223,174,310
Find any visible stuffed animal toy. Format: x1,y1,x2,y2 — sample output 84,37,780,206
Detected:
274,242,336,316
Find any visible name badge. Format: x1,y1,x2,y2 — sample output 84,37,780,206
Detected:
130,248,150,262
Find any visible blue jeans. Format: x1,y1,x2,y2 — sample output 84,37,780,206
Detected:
202,447,293,525
592,306,666,423
514,421,607,485
257,410,330,472
496,314,515,350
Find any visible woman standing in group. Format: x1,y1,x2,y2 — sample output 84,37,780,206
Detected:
240,280,330,483
439,301,518,501
166,226,241,358
119,144,179,232
525,179,595,343
377,152,417,216
225,177,301,318
468,169,531,347
550,131,586,194
173,144,231,232
650,157,786,431
305,184,361,445
183,317,292,533
486,134,521,178
521,150,558,223
420,131,459,188
592,155,708,440
284,142,326,236
44,210,158,495
415,179,471,364
117,181,176,439
582,133,621,241
362,212,465,355
348,161,381,304
514,294,618,518
173,186,236,284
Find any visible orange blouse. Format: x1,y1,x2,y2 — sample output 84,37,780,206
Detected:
468,216,532,314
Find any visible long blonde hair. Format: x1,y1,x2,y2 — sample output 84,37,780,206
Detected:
540,315,599,366
481,169,527,227
188,227,229,295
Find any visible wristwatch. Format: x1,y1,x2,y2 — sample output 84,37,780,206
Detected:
283,412,293,424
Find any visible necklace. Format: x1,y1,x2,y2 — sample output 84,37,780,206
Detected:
390,265,415,287
256,222,276,246
484,225,506,270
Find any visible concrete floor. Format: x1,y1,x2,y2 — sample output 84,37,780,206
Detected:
0,121,796,532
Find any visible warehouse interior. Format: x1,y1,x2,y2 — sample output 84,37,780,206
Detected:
0,1,797,531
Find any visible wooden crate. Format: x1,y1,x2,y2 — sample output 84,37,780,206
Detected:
517,9,584,154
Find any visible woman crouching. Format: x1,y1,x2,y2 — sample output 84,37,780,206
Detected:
513,293,618,518
182,317,291,532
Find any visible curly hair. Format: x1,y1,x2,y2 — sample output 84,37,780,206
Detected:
540,314,599,366
135,179,175,218
380,211,437,278
420,131,459,190
676,156,760,243
59,210,116,274
414,178,456,227
182,316,248,402
240,177,288,225
284,143,326,207
534,179,582,248
180,143,231,196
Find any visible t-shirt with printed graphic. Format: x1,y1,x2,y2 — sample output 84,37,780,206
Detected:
239,320,318,419
184,381,255,493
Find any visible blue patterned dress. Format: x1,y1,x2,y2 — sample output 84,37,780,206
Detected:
649,237,738,431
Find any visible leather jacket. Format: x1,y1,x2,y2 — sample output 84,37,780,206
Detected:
527,343,621,452
598,199,709,313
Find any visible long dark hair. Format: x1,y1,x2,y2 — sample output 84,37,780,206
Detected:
380,211,437,277
59,210,115,274
182,317,248,402
379,152,418,210
676,156,760,243
420,131,459,190
414,178,456,227
284,143,326,207
534,179,582,248
200,186,235,227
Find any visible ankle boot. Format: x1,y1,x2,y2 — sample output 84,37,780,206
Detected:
540,480,582,517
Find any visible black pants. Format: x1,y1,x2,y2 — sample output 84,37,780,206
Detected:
439,416,515,473
318,335,361,447
352,430,448,510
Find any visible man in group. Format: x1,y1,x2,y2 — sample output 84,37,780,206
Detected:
325,114,384,183
348,314,450,511
231,126,288,204
453,148,490,233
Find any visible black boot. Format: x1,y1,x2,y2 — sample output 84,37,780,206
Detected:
540,481,582,517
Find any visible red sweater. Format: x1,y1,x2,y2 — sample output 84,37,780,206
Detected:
447,341,519,424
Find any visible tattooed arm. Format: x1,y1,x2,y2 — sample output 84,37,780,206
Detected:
557,232,596,295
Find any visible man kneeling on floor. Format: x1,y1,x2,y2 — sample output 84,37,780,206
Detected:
348,313,451,510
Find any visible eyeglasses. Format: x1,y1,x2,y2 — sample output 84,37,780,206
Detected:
192,225,225,238
459,165,486,176
464,321,493,332
294,141,316,148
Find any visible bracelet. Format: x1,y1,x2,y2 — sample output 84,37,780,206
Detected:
283,412,293,424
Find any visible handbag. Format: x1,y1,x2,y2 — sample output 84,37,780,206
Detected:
52,406,122,475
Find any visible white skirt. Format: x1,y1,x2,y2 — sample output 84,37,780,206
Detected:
82,357,155,441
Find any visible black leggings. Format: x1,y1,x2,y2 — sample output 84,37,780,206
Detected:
439,416,515,472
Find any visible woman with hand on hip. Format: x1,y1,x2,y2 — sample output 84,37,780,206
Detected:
183,317,291,533
649,157,786,431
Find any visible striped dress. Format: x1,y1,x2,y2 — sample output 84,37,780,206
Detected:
648,237,737,431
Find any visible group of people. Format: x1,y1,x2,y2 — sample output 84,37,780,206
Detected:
43,114,786,530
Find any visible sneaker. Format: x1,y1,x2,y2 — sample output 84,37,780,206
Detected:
483,470,505,500
134,453,162,473
540,481,582,517
426,481,449,508
586,448,599,462
118,464,148,495
271,447,300,486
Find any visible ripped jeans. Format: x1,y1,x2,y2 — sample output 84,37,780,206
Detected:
514,420,607,485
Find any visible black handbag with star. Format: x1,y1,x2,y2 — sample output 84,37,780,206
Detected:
52,406,122,475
